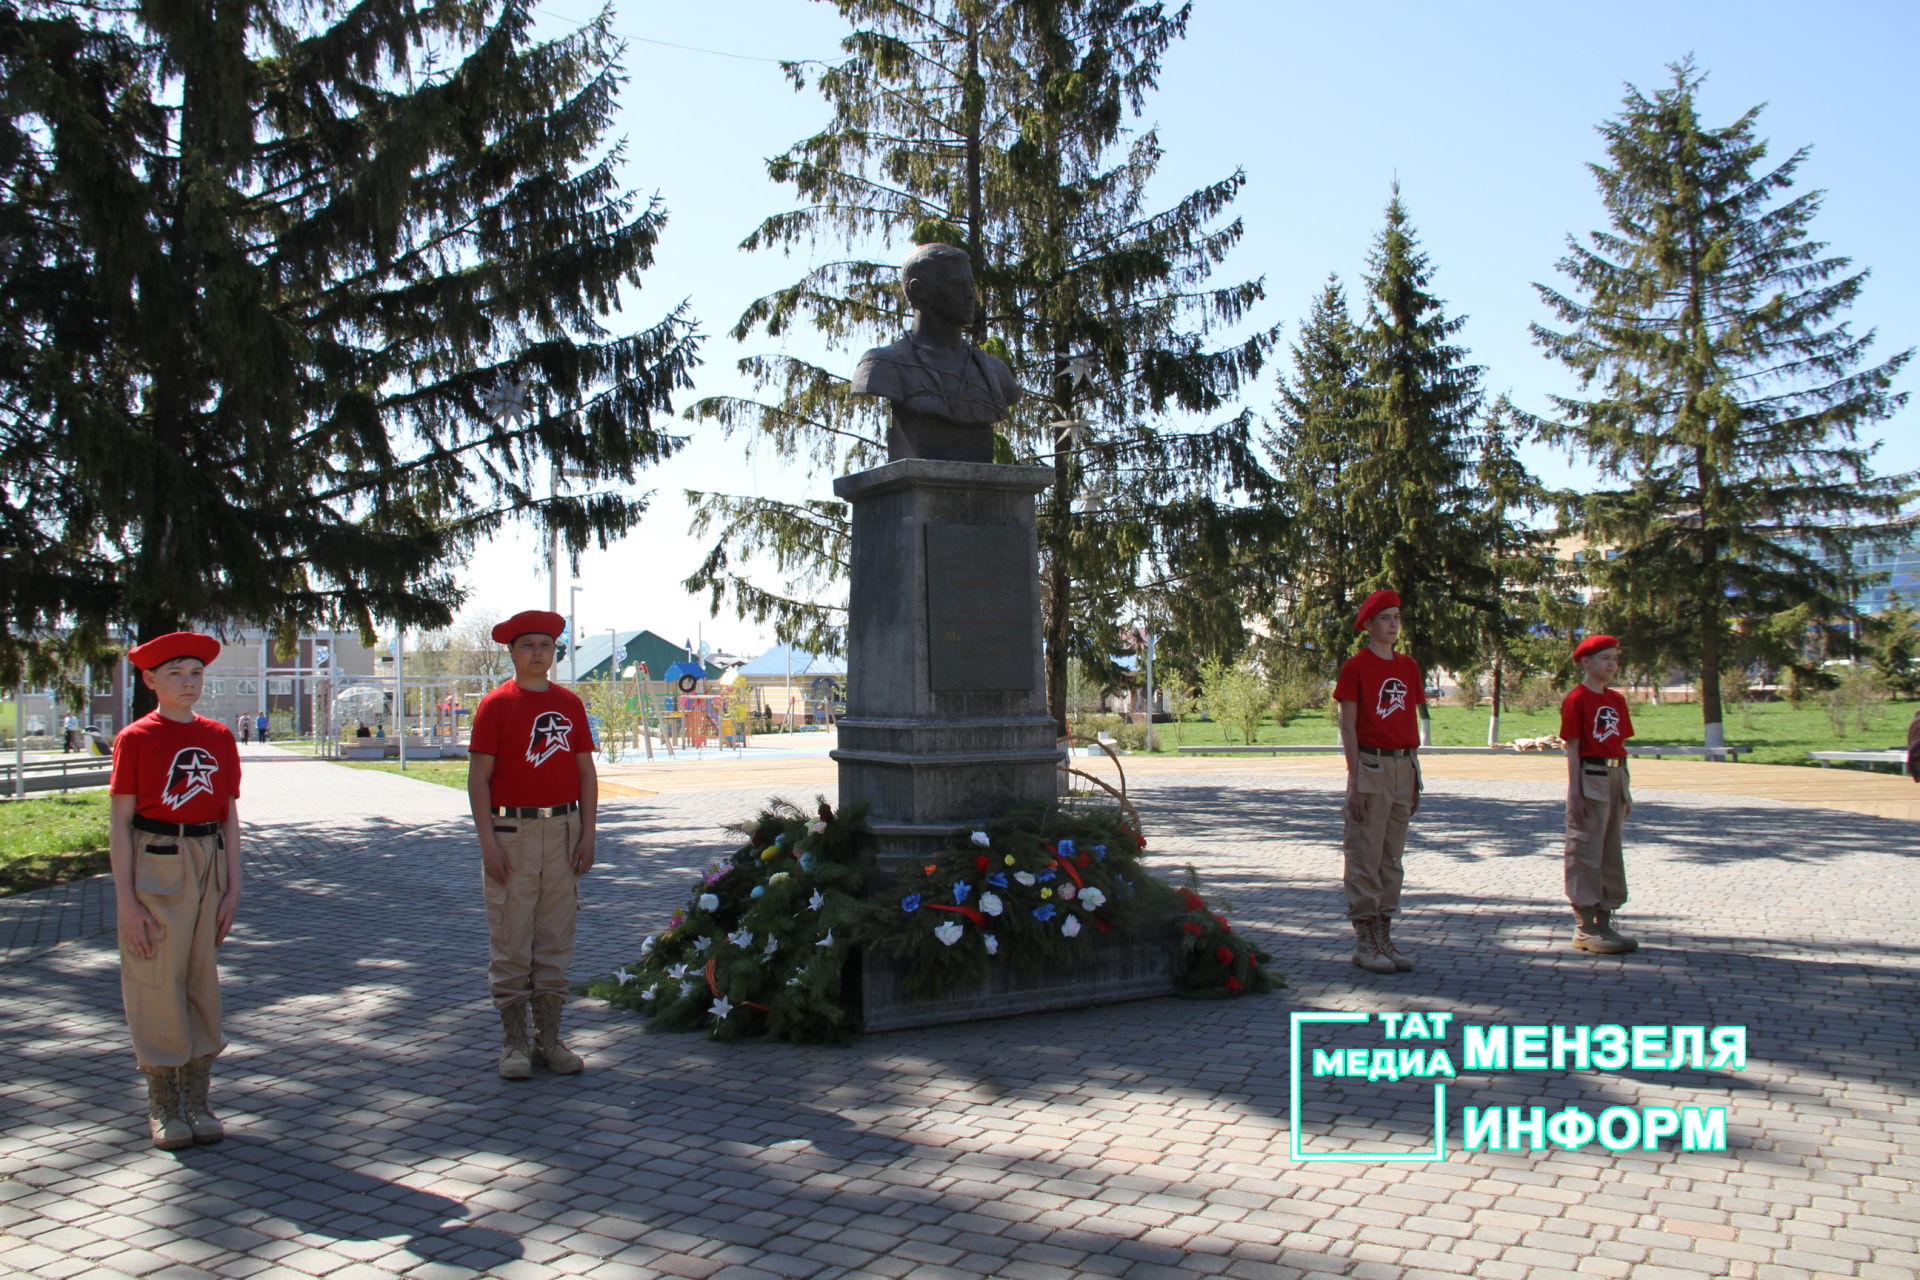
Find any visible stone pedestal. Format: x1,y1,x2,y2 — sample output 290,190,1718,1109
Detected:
831,460,1061,872
832,460,1180,1031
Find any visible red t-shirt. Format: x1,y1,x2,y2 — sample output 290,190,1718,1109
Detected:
1561,684,1633,758
1334,648,1426,750
110,712,242,823
469,680,596,807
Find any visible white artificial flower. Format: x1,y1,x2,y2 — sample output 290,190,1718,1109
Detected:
969,831,991,847
933,921,965,947
667,963,689,980
1014,871,1036,886
1062,916,1082,938
808,890,825,911
727,929,754,949
693,936,712,953
978,892,1004,917
1059,883,1077,901
983,934,999,955
711,995,733,1019
816,929,835,947
697,893,719,912
1079,887,1107,911
807,819,828,835
612,967,634,984
641,984,659,1000
763,935,779,955
787,974,803,985
639,936,656,956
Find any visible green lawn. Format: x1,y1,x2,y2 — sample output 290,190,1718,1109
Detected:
1140,698,1917,767
0,793,113,895
334,759,472,790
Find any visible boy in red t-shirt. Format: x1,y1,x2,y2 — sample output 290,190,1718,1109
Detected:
1561,635,1637,954
468,610,598,1079
1334,589,1425,974
109,631,243,1149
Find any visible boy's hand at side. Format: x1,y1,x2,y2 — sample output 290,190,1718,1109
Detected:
119,900,160,959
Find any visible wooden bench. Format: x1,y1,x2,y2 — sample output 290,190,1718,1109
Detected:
1807,749,1907,771
1627,745,1751,762
1174,744,1514,757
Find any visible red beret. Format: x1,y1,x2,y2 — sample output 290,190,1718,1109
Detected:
1354,589,1401,631
1573,634,1620,663
128,631,220,670
491,610,566,645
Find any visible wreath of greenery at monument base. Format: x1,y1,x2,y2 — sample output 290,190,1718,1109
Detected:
581,799,1279,1045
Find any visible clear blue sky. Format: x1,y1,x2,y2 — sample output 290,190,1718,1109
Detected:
462,0,1919,653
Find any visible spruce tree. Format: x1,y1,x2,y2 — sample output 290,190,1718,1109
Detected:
1263,276,1371,666
1353,187,1490,729
1471,395,1559,745
1534,59,1912,747
687,0,1275,729
0,0,698,687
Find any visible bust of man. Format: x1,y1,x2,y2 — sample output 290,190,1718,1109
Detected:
851,243,1021,462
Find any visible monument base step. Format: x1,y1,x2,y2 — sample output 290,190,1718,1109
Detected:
853,926,1184,1032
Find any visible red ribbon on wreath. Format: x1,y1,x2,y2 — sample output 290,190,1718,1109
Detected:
1050,857,1085,890
704,956,771,1013
928,903,988,928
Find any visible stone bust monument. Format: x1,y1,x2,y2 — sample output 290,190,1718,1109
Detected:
851,243,1021,463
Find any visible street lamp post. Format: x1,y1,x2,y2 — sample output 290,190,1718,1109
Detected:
568,584,584,685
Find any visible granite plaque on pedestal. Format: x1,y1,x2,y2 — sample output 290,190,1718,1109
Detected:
925,523,1035,693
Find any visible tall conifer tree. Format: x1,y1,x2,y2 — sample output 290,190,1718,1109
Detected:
687,0,1275,727
1534,59,1912,746
0,0,698,685
1354,188,1489,722
1264,276,1370,665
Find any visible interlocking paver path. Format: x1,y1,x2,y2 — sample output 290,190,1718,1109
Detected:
2,749,1916,1280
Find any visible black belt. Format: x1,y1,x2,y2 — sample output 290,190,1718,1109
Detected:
1582,756,1627,768
491,801,579,819
1359,746,1414,758
132,815,222,838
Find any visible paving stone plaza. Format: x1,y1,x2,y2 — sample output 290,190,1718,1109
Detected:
2,747,1916,1280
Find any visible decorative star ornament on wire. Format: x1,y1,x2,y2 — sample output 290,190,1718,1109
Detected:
1066,355,1097,389
481,377,532,427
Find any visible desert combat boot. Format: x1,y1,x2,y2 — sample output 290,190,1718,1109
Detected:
141,1067,193,1151
497,1003,533,1079
1351,917,1397,974
1572,908,1631,955
532,993,584,1074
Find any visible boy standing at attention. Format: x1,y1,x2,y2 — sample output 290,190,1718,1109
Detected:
1335,589,1424,974
111,632,243,1149
1562,635,1637,954
468,610,598,1079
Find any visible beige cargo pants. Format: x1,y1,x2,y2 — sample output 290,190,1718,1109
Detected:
120,829,227,1068
485,812,581,1009
1565,761,1630,911
1343,753,1417,918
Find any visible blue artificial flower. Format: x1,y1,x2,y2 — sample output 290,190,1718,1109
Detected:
1092,844,1107,861
1033,904,1057,922
750,886,766,898
1036,869,1058,883
987,872,1009,888
902,894,922,913
774,832,789,847
953,882,973,904
800,853,817,872
1056,839,1076,860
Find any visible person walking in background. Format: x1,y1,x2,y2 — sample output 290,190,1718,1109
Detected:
254,711,268,744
